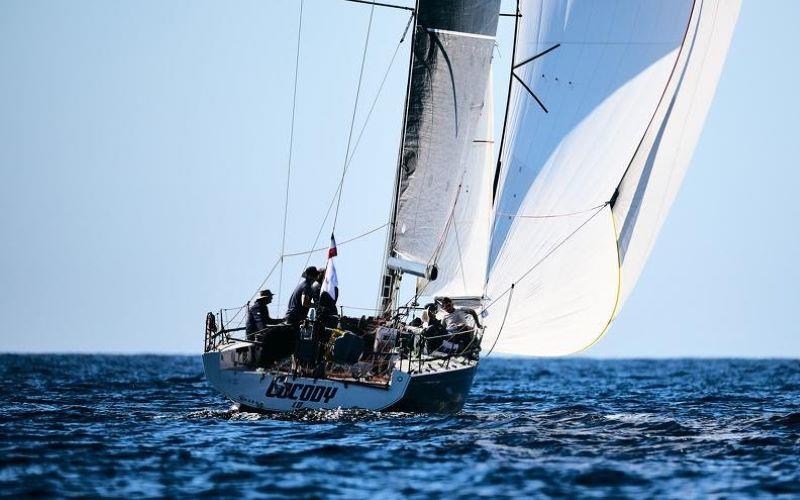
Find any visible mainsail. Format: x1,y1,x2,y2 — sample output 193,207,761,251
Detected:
389,0,501,269
421,77,494,299
483,0,741,355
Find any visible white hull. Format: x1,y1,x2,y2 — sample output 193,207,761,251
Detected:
203,342,478,413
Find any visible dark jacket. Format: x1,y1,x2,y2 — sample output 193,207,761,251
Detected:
246,300,282,335
285,279,313,325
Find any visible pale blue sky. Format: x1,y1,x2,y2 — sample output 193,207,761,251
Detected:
1,0,797,356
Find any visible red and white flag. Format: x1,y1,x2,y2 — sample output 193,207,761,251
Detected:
321,234,338,301
327,233,338,258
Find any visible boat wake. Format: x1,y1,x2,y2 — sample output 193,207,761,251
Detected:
185,405,401,423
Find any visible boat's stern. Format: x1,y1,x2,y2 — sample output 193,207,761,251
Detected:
201,307,483,413
202,349,221,389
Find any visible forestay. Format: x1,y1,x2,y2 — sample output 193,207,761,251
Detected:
391,0,501,269
484,0,741,356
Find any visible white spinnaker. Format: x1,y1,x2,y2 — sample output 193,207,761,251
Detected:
422,75,494,299
486,204,620,356
613,0,741,305
483,0,739,356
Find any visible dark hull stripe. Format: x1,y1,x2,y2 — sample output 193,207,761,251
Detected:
384,365,477,413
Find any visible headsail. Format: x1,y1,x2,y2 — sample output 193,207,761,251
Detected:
389,0,501,269
484,0,741,356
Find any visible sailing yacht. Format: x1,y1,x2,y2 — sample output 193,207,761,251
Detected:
203,0,741,413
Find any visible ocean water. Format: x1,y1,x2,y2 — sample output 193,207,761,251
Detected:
0,355,798,498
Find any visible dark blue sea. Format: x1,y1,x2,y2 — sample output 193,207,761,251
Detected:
1,356,798,498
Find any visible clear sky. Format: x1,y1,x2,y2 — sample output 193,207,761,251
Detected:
1,0,797,356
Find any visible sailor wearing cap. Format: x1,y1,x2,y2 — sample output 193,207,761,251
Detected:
284,266,320,326
246,289,283,340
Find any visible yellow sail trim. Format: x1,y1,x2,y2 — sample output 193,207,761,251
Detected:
579,206,623,354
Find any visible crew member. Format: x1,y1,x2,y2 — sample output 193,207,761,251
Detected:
421,302,445,352
309,267,326,304
441,297,469,332
246,289,282,340
440,297,480,353
285,266,319,325
311,266,338,372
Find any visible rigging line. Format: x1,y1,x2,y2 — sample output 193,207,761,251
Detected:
480,203,607,314
285,222,389,258
344,12,413,168
484,284,514,358
302,13,412,270
222,307,246,330
400,199,464,306
428,192,460,266
278,0,304,308
441,172,472,291
497,202,607,219
333,0,377,233
406,178,464,306
452,217,468,293
250,257,283,302
425,162,471,269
